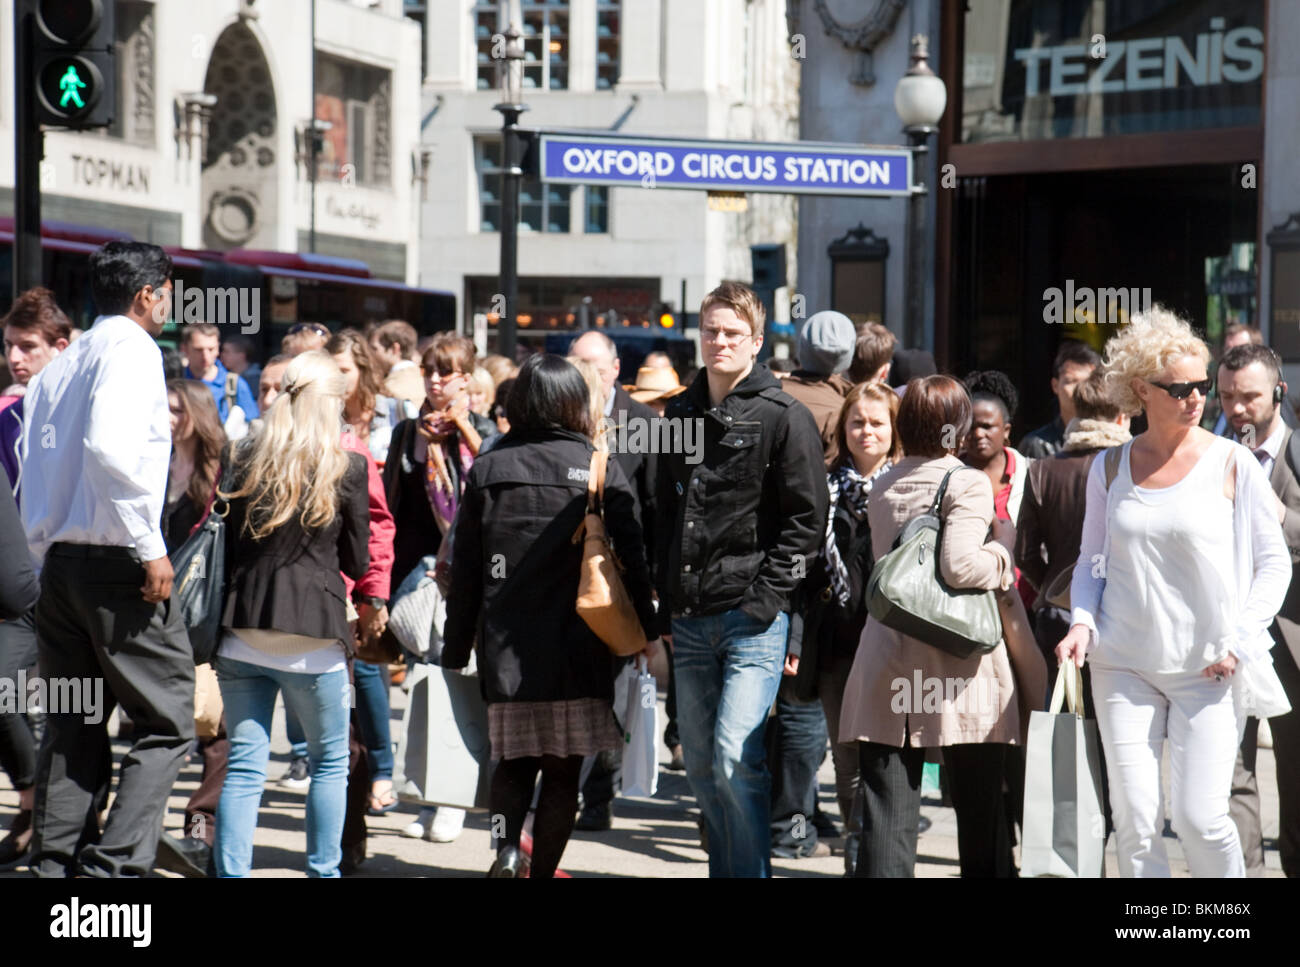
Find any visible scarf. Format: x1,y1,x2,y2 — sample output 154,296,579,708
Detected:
1061,417,1132,453
417,401,482,535
824,460,890,606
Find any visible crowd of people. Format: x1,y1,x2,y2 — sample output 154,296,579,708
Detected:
0,238,1295,880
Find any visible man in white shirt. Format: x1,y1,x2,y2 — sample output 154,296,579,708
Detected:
21,240,195,878
1217,343,1300,878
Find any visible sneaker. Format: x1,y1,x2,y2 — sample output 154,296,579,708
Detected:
401,808,436,839
428,806,466,843
278,757,310,790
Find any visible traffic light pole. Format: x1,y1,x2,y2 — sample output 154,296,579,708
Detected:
13,2,43,295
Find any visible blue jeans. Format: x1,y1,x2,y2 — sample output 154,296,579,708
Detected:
213,656,351,877
353,660,394,781
672,608,788,877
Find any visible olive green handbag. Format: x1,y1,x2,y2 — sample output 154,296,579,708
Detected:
866,466,1003,659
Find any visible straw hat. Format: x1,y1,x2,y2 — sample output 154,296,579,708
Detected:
625,365,687,403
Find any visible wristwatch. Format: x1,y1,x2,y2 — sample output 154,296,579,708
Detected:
355,595,387,610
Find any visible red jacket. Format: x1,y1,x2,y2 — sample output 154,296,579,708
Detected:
342,431,395,602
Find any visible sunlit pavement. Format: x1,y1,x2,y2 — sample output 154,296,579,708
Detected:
0,683,1286,878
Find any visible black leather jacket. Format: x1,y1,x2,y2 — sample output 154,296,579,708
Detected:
653,365,827,635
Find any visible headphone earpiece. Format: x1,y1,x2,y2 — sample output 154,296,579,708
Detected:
1275,383,1285,405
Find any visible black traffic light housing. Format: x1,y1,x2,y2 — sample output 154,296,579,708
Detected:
653,302,676,330
28,0,116,129
750,243,787,291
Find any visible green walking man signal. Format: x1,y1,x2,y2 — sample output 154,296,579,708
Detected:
58,65,86,108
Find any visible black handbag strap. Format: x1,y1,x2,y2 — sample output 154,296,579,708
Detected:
926,464,969,517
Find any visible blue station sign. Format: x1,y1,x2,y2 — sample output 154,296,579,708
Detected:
538,133,913,197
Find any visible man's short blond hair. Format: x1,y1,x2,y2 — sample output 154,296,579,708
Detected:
700,281,765,338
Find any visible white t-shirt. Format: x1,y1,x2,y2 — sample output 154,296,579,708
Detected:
219,629,346,675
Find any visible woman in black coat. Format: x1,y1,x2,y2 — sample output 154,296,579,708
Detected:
442,354,657,877
793,380,900,875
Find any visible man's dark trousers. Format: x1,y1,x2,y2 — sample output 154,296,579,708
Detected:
30,544,195,877
769,675,828,852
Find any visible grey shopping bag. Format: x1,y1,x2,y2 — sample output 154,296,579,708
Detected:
393,664,493,811
1020,662,1106,877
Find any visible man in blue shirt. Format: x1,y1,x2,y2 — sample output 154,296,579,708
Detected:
181,322,259,423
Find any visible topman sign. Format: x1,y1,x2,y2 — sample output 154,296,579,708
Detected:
539,134,913,197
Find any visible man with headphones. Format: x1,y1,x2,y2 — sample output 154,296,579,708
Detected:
1218,343,1300,877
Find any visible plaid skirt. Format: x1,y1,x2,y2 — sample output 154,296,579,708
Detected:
488,697,622,761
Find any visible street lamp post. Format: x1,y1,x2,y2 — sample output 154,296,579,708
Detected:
493,25,527,361
894,34,947,351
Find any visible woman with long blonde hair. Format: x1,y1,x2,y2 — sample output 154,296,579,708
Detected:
213,350,370,878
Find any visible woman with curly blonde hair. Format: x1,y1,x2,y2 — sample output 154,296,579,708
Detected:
1057,307,1290,877
214,350,370,877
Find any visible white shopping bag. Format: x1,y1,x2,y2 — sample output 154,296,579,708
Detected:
393,664,492,811
1021,662,1106,878
619,656,659,799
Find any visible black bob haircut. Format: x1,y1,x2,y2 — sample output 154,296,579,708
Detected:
963,369,1019,423
89,240,173,317
506,354,593,438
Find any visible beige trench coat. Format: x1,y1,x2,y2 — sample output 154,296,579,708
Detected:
838,455,1028,748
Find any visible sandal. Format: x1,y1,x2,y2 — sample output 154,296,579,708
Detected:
368,783,398,816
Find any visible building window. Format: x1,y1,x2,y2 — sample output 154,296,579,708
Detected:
474,0,500,91
109,0,155,145
404,1,428,80
585,186,609,233
596,1,620,90
521,1,568,91
476,136,571,233
315,55,392,188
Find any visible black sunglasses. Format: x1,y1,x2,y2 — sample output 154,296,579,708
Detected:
1148,378,1213,400
287,323,330,338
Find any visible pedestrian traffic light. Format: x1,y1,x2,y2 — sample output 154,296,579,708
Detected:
27,0,115,129
654,302,676,329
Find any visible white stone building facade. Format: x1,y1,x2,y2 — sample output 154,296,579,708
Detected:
0,0,424,282
413,0,799,342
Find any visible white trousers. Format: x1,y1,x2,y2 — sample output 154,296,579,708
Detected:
1090,664,1244,878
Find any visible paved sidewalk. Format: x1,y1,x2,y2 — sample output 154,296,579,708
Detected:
0,681,1288,878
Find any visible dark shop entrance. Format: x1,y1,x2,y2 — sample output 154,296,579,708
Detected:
951,163,1258,438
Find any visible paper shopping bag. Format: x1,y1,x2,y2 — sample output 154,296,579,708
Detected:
1020,662,1106,877
393,664,493,811
619,657,659,799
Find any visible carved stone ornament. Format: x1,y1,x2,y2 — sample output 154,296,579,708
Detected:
809,0,907,87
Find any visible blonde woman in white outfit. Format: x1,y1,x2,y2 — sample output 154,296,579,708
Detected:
1056,308,1291,878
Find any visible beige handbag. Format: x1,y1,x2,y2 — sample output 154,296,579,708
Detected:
572,450,646,657
194,662,223,740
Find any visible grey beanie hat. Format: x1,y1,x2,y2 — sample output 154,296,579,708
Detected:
797,310,856,377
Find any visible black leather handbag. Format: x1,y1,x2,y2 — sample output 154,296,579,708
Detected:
172,466,232,664
866,465,1003,659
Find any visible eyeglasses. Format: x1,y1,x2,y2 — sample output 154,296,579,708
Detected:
426,369,466,382
1148,378,1213,400
701,326,752,345
287,323,330,338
